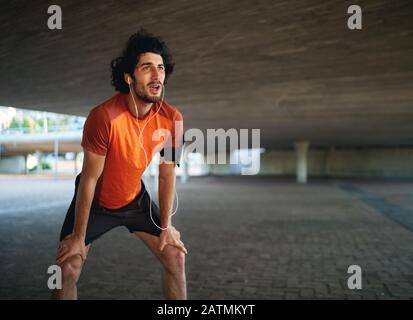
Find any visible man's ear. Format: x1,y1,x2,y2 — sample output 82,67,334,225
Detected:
124,73,132,85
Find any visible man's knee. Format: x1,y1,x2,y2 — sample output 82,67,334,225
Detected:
162,246,185,274
59,255,83,284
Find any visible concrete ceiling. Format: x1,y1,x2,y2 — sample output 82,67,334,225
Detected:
1,0,413,149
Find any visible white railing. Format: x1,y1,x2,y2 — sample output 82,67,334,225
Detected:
0,124,84,136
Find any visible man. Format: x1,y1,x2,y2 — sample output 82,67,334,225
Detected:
54,29,187,300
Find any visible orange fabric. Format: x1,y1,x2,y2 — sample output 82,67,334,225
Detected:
81,92,183,209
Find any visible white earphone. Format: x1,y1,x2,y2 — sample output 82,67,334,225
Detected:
127,75,179,230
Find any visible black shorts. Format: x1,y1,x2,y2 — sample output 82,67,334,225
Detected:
59,174,161,245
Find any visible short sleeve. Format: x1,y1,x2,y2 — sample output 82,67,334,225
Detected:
81,107,111,156
160,110,184,166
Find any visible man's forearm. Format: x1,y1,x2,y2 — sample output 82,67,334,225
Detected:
73,176,98,239
158,171,176,229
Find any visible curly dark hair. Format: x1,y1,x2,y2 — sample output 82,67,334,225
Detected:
110,29,174,93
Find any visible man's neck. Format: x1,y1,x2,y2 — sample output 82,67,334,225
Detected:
126,92,153,119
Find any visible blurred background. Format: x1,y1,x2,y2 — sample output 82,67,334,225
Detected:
0,0,413,299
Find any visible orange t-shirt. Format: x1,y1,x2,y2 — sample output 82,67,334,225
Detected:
81,92,183,209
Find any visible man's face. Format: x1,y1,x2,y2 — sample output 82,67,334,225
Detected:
131,52,165,103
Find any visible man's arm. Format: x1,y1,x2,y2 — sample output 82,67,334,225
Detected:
158,162,187,254
57,149,105,264
72,150,105,238
158,162,176,229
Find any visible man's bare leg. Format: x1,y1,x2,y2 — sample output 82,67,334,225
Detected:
52,244,91,300
135,232,187,299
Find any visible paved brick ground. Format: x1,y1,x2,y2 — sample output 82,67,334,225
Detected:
1,175,413,299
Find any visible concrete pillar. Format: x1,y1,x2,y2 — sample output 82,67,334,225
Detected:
204,154,210,176
294,141,310,184
74,152,78,175
54,137,59,179
24,154,29,175
180,144,188,183
180,160,188,183
35,150,43,174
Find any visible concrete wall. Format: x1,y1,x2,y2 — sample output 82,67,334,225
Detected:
2,148,413,178
0,156,26,174
324,148,413,178
259,148,413,178
207,148,413,178
208,162,233,176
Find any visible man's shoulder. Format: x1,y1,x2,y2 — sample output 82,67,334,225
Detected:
87,93,126,123
159,100,183,122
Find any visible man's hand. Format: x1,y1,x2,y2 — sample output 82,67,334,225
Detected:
56,233,87,265
159,226,187,254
